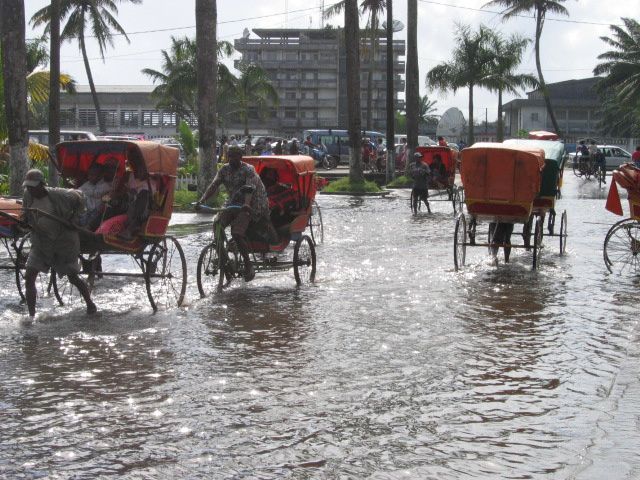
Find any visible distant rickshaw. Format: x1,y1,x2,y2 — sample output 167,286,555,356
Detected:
410,146,463,215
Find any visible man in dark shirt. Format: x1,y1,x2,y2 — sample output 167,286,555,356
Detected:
410,152,431,214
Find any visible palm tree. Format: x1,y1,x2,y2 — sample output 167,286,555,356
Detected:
1,0,29,196
418,94,438,128
195,0,217,195
31,0,142,134
483,0,568,136
594,18,640,109
426,24,493,146
48,0,61,186
325,0,386,130
142,37,234,122
484,32,537,141
385,0,394,181
405,0,419,168
233,63,279,137
344,0,364,183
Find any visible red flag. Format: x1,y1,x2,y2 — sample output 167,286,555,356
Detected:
605,180,623,216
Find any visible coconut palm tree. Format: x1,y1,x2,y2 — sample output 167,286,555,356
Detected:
405,0,419,169
418,94,438,128
483,0,568,136
426,24,493,146
142,37,234,121
325,0,386,130
594,18,640,109
48,0,61,186
195,0,217,194
344,0,364,183
233,63,279,137
1,0,29,196
31,0,142,134
484,31,537,141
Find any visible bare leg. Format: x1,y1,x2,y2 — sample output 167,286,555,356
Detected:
232,234,254,281
25,267,39,317
66,272,97,313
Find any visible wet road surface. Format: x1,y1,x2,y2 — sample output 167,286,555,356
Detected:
1,173,639,479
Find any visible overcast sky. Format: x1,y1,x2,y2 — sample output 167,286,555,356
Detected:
25,0,640,122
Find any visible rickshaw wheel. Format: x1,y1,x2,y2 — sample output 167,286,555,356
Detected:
51,254,98,307
532,216,543,270
559,210,568,256
15,233,60,305
196,238,237,297
293,235,316,285
309,201,324,245
603,219,640,274
453,187,463,215
145,236,187,312
453,213,467,271
572,161,581,177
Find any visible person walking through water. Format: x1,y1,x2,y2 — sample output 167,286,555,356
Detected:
410,152,431,214
21,169,97,317
197,147,273,281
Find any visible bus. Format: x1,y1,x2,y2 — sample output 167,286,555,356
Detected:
302,129,385,163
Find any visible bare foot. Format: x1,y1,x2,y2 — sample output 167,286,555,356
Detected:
86,302,98,314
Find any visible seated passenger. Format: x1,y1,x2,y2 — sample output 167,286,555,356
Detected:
78,163,111,230
430,154,448,187
261,167,297,227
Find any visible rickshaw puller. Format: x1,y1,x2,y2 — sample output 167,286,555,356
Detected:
410,152,431,213
197,147,273,282
22,169,97,317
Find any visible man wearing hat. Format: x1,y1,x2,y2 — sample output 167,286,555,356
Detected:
22,169,97,316
410,152,431,214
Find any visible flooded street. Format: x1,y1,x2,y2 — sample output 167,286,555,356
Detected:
1,173,639,479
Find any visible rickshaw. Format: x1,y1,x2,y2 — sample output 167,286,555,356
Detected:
410,145,463,214
27,141,187,312
196,155,317,297
454,143,546,270
603,163,640,273
503,139,568,254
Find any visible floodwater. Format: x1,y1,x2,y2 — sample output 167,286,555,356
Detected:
1,173,639,479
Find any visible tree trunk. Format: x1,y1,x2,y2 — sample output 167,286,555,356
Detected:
497,88,503,142
196,0,218,195
48,0,61,186
345,0,363,183
468,83,474,146
535,11,560,136
405,0,419,173
385,0,395,182
366,16,376,131
1,0,29,196
79,16,105,134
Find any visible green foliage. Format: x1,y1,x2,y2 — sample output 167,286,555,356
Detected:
172,189,226,212
177,120,197,157
517,129,529,138
386,175,413,188
323,177,382,193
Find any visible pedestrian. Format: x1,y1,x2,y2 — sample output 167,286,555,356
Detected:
410,152,431,214
632,146,640,168
230,135,239,147
273,139,283,155
245,136,253,156
221,136,229,164
438,136,448,147
21,169,97,317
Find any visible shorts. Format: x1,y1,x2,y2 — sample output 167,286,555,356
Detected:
26,241,80,276
218,208,251,237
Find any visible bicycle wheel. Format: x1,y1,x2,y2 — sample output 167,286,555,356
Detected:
559,210,567,255
532,216,543,270
293,235,316,285
603,219,640,274
308,201,324,245
145,236,187,312
453,213,467,271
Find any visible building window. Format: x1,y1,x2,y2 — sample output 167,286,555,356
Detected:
142,110,161,127
285,90,296,100
162,112,176,127
530,112,539,122
120,110,139,127
284,108,297,119
60,109,75,127
285,52,298,61
78,109,96,127
100,110,118,128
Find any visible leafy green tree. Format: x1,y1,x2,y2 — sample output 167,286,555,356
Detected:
593,17,640,136
31,0,143,133
483,31,537,141
233,63,279,137
426,24,493,145
483,0,569,136
418,94,438,128
142,36,234,122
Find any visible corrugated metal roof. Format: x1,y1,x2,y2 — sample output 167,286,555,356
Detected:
73,85,156,94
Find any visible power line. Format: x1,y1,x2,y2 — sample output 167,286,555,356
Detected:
417,0,624,27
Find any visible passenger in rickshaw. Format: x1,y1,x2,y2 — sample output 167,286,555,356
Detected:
260,167,298,228
21,169,97,316
197,147,273,281
410,152,431,214
438,136,448,147
430,153,448,188
77,163,111,231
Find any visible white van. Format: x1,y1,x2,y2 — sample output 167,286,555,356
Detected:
28,130,97,145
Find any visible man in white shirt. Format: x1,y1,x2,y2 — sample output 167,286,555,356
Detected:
78,163,111,230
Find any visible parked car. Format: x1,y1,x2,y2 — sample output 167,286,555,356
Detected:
96,135,143,141
28,130,96,144
567,145,632,170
